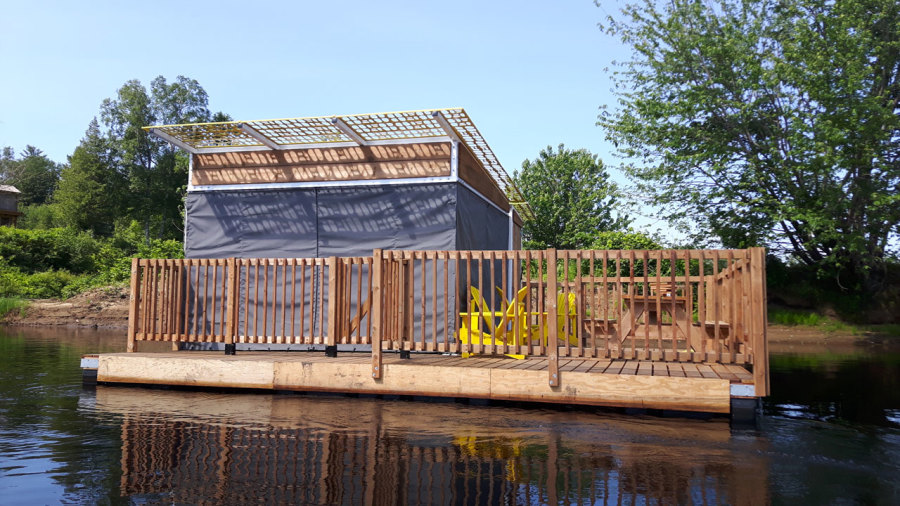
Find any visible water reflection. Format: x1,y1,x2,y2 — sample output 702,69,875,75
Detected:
81,388,767,505
3,326,900,504
765,353,900,426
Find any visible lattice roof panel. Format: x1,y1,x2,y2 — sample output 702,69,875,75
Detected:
146,108,532,219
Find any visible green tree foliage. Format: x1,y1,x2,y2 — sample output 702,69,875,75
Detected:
100,75,218,240
0,223,183,299
2,146,61,205
17,204,63,230
599,0,900,291
591,230,661,251
0,227,99,273
54,119,125,236
513,144,629,249
0,147,16,182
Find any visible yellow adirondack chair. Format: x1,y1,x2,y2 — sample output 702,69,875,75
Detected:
458,286,526,359
458,287,580,358
505,291,580,348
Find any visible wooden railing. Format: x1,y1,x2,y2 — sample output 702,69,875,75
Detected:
126,257,373,349
127,247,768,395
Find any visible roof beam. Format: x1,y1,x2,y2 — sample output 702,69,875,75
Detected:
432,111,461,144
332,117,369,146
237,123,282,150
149,128,198,154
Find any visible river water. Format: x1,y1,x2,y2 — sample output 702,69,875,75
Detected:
0,327,898,505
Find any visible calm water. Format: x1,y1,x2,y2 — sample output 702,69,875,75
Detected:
0,327,898,505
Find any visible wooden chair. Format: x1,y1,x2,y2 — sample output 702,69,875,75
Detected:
458,286,525,359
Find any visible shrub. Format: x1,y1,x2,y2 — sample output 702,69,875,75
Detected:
0,222,184,300
590,230,663,251
17,203,63,229
0,227,99,273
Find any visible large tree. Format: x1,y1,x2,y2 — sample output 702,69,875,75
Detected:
513,144,629,249
2,146,61,205
599,0,900,290
0,147,16,183
100,75,221,240
54,119,125,236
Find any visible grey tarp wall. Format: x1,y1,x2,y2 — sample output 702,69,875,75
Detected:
182,183,510,345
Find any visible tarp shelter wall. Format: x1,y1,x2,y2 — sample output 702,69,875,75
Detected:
183,182,512,341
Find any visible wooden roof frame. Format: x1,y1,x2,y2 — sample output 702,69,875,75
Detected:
144,108,532,219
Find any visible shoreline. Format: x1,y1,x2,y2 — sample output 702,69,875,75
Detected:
3,291,898,352
2,286,130,330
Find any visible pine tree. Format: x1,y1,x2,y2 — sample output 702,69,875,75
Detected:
54,119,125,236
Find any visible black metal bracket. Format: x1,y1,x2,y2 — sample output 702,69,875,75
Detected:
224,344,236,355
399,350,411,359
325,345,338,358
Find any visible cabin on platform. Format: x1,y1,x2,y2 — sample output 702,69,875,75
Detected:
122,109,769,411
0,185,22,227
146,109,528,259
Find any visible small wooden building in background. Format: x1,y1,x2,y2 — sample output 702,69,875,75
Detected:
0,185,22,227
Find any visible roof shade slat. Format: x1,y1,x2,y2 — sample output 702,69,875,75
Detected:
145,108,532,219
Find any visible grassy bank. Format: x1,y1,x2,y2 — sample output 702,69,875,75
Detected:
768,307,900,336
0,297,28,319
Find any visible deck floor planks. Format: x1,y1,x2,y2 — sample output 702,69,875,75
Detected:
604,360,627,375
458,358,498,368
495,359,527,370
696,363,719,379
573,360,599,373
636,362,653,376
666,363,686,378
681,363,703,378
620,361,639,375
477,358,511,369
724,364,753,382
522,359,548,370
431,357,471,367
586,360,611,373
651,362,669,376
710,363,740,382
524,359,548,371
560,360,583,372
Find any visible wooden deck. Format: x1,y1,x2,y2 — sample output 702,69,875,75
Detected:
101,246,768,416
91,351,754,414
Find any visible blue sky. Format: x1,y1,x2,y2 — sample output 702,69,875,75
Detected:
1,1,670,232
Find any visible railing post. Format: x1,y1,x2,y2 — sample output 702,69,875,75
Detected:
371,249,383,379
547,249,559,387
126,258,140,353
326,256,339,355
224,258,237,355
749,247,769,396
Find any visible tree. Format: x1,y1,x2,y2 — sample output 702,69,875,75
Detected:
0,147,16,183
599,0,900,291
4,146,61,205
54,119,125,236
513,144,630,249
100,75,219,240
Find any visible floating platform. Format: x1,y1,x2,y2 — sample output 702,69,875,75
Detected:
82,351,757,414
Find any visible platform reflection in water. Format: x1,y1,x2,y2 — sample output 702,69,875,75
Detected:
84,387,768,505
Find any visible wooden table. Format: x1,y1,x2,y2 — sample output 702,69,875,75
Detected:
617,293,699,350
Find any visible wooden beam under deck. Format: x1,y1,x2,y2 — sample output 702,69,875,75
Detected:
95,352,751,414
